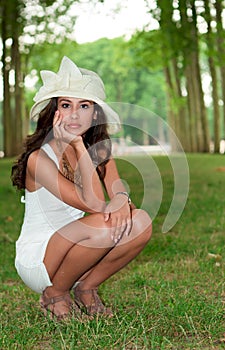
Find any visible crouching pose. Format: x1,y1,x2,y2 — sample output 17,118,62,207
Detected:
11,56,152,320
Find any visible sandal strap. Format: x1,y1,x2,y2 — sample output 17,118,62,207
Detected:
41,292,71,308
73,287,113,316
74,288,101,307
74,288,98,296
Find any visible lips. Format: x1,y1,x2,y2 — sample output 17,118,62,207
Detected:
66,123,81,129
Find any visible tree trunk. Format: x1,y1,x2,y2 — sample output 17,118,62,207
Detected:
208,56,220,153
185,64,198,152
2,0,25,156
12,34,23,153
180,0,210,152
157,0,189,151
172,58,190,151
164,66,181,151
205,0,221,153
2,3,13,157
215,0,225,139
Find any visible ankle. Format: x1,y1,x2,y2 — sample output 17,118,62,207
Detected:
43,286,69,298
75,281,99,291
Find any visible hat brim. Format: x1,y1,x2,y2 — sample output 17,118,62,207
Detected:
30,92,121,134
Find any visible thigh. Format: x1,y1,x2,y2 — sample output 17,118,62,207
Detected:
44,213,112,278
56,212,112,246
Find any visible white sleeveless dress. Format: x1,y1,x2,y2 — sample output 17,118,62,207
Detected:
15,143,85,293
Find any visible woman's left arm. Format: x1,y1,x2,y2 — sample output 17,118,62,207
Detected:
103,158,135,243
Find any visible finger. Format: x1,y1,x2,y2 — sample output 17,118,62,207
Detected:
110,217,118,243
60,120,66,131
120,219,127,233
114,219,123,244
53,111,60,125
110,226,117,243
53,112,62,139
125,219,132,236
115,219,126,243
104,212,110,222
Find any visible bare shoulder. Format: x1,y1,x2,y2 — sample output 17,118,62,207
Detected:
27,148,56,178
27,148,50,166
27,148,39,160
26,149,57,191
27,149,41,170
26,150,45,190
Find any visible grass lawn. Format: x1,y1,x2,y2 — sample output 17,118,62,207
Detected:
0,154,225,349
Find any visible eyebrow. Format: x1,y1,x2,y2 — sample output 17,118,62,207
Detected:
58,98,92,103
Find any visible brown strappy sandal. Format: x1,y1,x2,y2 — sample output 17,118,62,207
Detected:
40,292,72,321
73,287,113,317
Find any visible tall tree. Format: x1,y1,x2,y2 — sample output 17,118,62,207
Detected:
0,0,77,156
215,0,225,139
204,0,220,152
157,0,192,151
180,0,210,152
130,0,213,152
1,0,22,156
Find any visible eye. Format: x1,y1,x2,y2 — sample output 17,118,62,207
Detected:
80,103,91,110
61,103,71,109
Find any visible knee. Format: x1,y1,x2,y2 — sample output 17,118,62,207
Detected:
61,213,113,248
87,213,113,248
132,209,152,243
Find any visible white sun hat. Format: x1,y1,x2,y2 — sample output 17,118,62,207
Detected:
30,56,121,134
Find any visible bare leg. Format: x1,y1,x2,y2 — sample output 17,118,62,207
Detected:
42,210,151,317
42,213,113,316
75,209,152,306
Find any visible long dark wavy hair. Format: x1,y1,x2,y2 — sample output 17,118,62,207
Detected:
11,98,112,190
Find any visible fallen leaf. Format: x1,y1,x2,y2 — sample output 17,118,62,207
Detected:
216,167,225,172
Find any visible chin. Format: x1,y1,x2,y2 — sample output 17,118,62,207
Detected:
66,127,81,135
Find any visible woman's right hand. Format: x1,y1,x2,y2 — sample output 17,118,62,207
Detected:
53,111,82,146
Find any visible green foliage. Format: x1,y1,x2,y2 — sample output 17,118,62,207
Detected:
29,37,166,105
2,0,225,154
1,154,225,348
27,37,167,143
130,29,165,70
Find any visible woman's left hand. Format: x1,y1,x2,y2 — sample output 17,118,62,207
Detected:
104,194,132,244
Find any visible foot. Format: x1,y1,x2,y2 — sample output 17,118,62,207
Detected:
40,291,73,321
73,285,113,317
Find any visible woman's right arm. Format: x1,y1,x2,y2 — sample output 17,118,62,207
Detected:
70,136,107,211
27,148,106,213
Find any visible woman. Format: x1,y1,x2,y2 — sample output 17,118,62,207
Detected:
12,56,152,320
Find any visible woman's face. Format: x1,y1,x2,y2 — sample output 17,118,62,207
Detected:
57,97,96,135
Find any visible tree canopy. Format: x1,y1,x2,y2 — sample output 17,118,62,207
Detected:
1,0,225,155
131,0,225,152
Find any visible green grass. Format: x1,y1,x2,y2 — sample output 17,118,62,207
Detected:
1,154,225,349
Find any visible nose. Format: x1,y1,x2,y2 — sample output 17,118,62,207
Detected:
71,108,79,119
